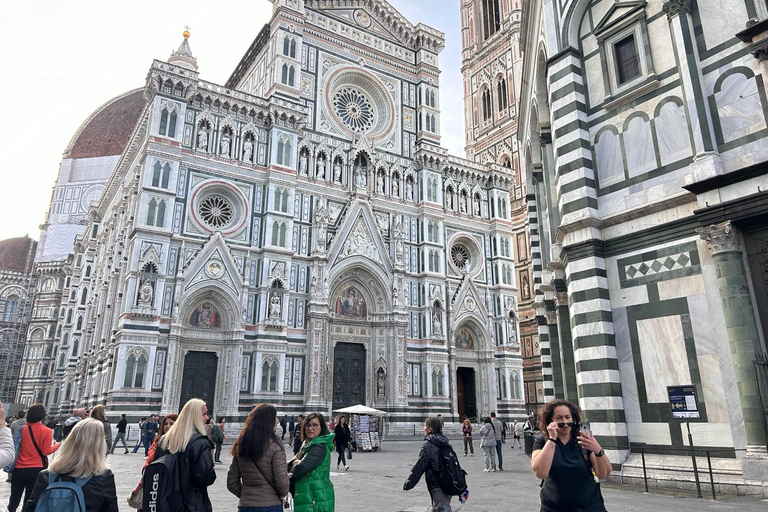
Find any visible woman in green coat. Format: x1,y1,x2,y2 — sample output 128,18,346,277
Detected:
289,412,335,512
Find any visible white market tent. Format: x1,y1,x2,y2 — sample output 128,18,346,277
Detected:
332,404,387,416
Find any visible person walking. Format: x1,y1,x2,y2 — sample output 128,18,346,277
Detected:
109,414,129,454
23,418,118,512
511,419,522,449
289,412,335,512
88,405,112,456
280,415,288,440
288,416,296,441
226,404,290,512
62,408,86,440
403,416,454,512
531,399,611,512
461,419,474,457
6,403,59,512
132,417,146,453
490,412,504,471
153,398,216,512
333,415,351,471
211,418,224,464
479,417,497,472
143,414,159,456
292,415,303,455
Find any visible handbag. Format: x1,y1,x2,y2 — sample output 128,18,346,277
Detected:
127,487,143,509
346,446,352,460
253,456,291,510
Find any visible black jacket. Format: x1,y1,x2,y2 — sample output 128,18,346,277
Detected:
154,432,216,512
403,433,449,491
24,470,118,512
333,423,351,452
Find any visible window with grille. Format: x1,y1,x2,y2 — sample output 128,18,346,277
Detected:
614,34,641,85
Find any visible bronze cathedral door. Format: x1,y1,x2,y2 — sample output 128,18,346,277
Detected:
332,342,366,409
180,351,218,416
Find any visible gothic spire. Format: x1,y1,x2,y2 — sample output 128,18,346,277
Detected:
168,27,198,71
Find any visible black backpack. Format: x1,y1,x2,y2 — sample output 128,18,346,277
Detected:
430,440,468,496
142,451,186,512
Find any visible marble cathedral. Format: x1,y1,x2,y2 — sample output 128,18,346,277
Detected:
15,0,525,427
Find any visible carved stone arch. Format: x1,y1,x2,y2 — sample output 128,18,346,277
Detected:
297,138,313,153
453,317,489,352
562,1,592,53
0,285,25,300
180,286,240,331
263,353,280,366
327,263,390,315
242,124,258,140
126,345,149,360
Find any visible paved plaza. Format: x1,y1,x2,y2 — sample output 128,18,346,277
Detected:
1,437,767,511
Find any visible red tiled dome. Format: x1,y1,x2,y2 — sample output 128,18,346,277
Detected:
66,89,147,159
0,236,36,274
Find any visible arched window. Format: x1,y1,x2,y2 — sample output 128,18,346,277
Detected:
273,188,282,210
65,383,72,400
159,109,168,135
80,288,88,305
482,88,492,122
272,222,287,247
66,309,73,324
161,164,171,189
62,332,69,346
281,189,289,212
152,162,162,187
277,139,285,165
3,295,19,322
53,387,60,404
497,78,508,111
281,64,289,84
76,315,83,331
279,223,287,247
168,111,177,138
58,353,66,369
261,357,278,391
123,351,147,388
283,36,291,56
72,338,79,356
84,265,91,278
427,176,437,202
288,67,295,87
482,0,501,39
283,140,292,167
290,39,296,58
147,198,157,225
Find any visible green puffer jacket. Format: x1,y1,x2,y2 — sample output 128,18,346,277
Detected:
291,432,335,512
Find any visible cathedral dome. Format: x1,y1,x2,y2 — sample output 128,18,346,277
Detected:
65,89,147,159
0,236,36,274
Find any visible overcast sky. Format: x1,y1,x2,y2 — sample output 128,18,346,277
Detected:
0,0,464,243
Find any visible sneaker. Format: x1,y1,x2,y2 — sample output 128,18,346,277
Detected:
493,468,497,472
124,450,129,454
499,467,504,471
483,468,489,472
344,465,349,471
336,465,340,470
470,453,474,457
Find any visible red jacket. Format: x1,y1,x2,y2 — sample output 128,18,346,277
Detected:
16,422,58,468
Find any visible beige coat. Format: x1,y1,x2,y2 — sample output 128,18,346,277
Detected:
227,437,290,508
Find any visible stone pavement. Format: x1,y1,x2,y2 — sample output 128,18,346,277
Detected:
1,438,766,511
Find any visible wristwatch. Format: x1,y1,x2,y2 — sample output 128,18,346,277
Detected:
594,449,604,457
547,438,556,444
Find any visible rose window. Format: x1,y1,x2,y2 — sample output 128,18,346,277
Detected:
332,88,375,133
451,244,470,271
198,195,233,229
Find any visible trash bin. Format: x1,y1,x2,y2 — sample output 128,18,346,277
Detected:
524,431,535,457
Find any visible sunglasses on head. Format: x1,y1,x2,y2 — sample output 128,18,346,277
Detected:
556,422,577,428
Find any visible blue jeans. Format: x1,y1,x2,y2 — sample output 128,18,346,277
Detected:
495,440,503,469
238,506,282,512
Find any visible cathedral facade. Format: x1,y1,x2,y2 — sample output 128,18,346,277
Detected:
518,0,768,491
17,0,524,427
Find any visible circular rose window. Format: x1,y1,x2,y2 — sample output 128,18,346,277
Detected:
198,196,233,229
333,88,375,133
451,244,471,271
447,234,483,276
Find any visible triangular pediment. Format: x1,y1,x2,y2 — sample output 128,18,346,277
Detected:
307,0,417,46
182,233,243,297
452,277,488,322
593,1,647,36
328,200,393,275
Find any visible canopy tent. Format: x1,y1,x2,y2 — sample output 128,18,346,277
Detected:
332,404,388,416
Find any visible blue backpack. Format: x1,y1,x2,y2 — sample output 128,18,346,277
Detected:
2,429,21,473
34,472,91,512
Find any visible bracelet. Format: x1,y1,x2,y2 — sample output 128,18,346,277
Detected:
594,449,604,457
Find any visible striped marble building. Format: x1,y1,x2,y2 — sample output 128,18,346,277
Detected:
518,0,768,493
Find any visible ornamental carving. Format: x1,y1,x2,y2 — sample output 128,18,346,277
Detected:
662,0,692,18
341,218,382,264
697,221,741,255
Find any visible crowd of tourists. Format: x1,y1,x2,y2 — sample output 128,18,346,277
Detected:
0,397,609,512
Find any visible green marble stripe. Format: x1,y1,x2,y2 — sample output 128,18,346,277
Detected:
555,138,591,159
573,333,616,349
557,157,594,176
549,64,582,85
550,81,585,103
578,382,623,398
567,267,607,283
572,310,613,328
569,287,610,305
560,196,599,216
555,118,590,139
580,408,626,423
590,435,629,450
678,14,715,152
576,358,619,372
559,176,597,196
701,45,754,75
553,101,588,121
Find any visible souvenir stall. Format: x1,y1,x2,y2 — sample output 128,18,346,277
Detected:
332,404,387,452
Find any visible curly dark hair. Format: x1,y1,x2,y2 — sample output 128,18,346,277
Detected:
538,399,582,438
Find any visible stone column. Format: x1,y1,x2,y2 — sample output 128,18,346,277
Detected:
554,287,578,403
698,221,766,448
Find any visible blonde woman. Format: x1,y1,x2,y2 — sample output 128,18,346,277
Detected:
88,405,112,456
153,398,216,512
24,418,118,512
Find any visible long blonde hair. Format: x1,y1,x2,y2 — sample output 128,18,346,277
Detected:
89,405,107,422
160,398,207,454
49,418,108,478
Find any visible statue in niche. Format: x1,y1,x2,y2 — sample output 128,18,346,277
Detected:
377,173,384,193
316,158,326,179
392,285,399,307
392,177,399,197
197,127,208,150
355,166,367,188
376,367,386,397
508,316,517,342
474,196,481,216
220,133,231,156
316,222,326,250
138,281,153,306
299,153,308,175
460,193,467,213
432,312,442,335
269,293,282,321
521,272,530,299
446,193,453,209
310,276,318,294
243,140,253,162
406,179,414,200
333,161,343,183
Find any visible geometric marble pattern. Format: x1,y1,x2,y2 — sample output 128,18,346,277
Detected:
624,252,691,279
618,241,701,289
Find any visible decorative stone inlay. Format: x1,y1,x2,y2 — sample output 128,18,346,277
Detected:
624,252,692,278
618,241,701,288
697,221,741,255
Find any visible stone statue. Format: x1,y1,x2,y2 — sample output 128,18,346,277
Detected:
243,140,253,162
333,161,342,183
299,154,308,175
355,166,367,188
392,285,399,307
432,312,442,335
377,173,384,193
392,177,399,196
376,368,386,397
460,193,467,213
269,292,281,321
317,222,326,250
197,128,208,150
406,179,414,200
138,281,153,306
316,158,326,179
310,276,318,294
474,195,481,216
220,133,231,156
447,193,453,209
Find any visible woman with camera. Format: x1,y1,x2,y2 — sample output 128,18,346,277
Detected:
227,404,290,512
289,412,335,512
531,399,611,512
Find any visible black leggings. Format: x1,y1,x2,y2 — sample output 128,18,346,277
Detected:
8,467,43,512
336,448,347,467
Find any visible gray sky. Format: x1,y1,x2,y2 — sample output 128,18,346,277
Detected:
0,0,464,242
